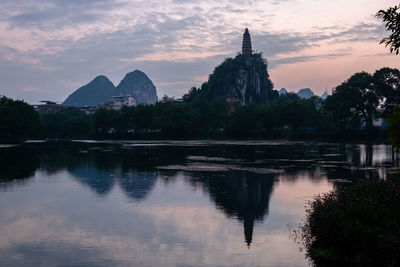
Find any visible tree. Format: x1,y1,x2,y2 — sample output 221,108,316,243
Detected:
324,93,361,133
328,72,380,130
62,116,92,138
156,102,194,137
131,105,155,133
0,96,41,142
41,107,93,139
387,107,400,150
377,4,400,54
373,67,400,115
93,108,120,136
226,103,263,137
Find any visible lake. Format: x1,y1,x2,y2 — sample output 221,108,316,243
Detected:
0,141,398,267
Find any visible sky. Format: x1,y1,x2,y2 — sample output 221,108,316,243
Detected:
0,0,399,104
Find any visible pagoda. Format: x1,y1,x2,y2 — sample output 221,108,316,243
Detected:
242,28,252,55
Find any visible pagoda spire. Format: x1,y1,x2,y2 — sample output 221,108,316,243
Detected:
242,28,252,55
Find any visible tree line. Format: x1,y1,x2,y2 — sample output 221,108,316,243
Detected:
1,67,400,143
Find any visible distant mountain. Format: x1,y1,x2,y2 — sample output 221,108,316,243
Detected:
321,91,330,100
63,75,115,107
115,70,158,105
297,88,314,99
63,70,158,107
279,88,288,95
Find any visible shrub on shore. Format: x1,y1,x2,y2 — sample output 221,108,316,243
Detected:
302,178,400,266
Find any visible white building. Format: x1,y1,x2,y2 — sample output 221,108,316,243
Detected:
106,96,136,110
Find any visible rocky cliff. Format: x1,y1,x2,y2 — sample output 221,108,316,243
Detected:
63,75,115,107
202,53,274,104
115,70,158,105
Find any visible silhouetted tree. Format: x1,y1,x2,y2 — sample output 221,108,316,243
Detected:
93,108,120,136
226,103,263,137
155,102,194,137
328,72,379,130
0,96,41,143
388,107,400,150
41,107,93,139
377,4,400,54
325,90,362,133
373,67,400,115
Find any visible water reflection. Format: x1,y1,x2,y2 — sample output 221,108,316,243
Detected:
0,146,39,190
185,171,275,247
0,141,398,266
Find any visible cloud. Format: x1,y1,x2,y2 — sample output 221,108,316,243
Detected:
270,52,351,66
5,0,127,30
0,0,397,102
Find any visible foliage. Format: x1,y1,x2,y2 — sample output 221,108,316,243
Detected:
226,103,264,137
93,108,120,137
0,96,41,143
377,4,400,54
324,89,362,133
328,72,379,130
41,107,94,139
35,93,330,140
3,66,400,141
325,68,400,132
373,67,400,115
302,178,400,266
388,107,400,150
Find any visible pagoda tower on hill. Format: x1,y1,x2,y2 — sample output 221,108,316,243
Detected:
242,28,252,55
204,27,274,104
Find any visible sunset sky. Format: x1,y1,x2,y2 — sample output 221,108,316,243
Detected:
0,0,399,104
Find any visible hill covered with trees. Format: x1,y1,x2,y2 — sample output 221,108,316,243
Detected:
198,53,275,104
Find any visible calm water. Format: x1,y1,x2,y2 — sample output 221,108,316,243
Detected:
0,141,398,267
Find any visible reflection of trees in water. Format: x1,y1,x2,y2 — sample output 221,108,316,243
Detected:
183,171,275,247
1,141,399,243
0,147,40,189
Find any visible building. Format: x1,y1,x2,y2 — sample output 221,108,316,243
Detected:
106,96,136,110
34,101,66,113
242,28,253,55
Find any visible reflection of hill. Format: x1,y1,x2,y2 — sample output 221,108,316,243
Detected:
119,171,157,201
35,142,159,201
187,171,275,247
69,165,116,196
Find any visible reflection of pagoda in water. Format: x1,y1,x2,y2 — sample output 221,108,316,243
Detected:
188,171,275,247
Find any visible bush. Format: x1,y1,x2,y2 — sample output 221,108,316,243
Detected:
302,178,400,266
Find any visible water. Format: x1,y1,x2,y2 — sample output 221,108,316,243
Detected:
0,141,398,267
